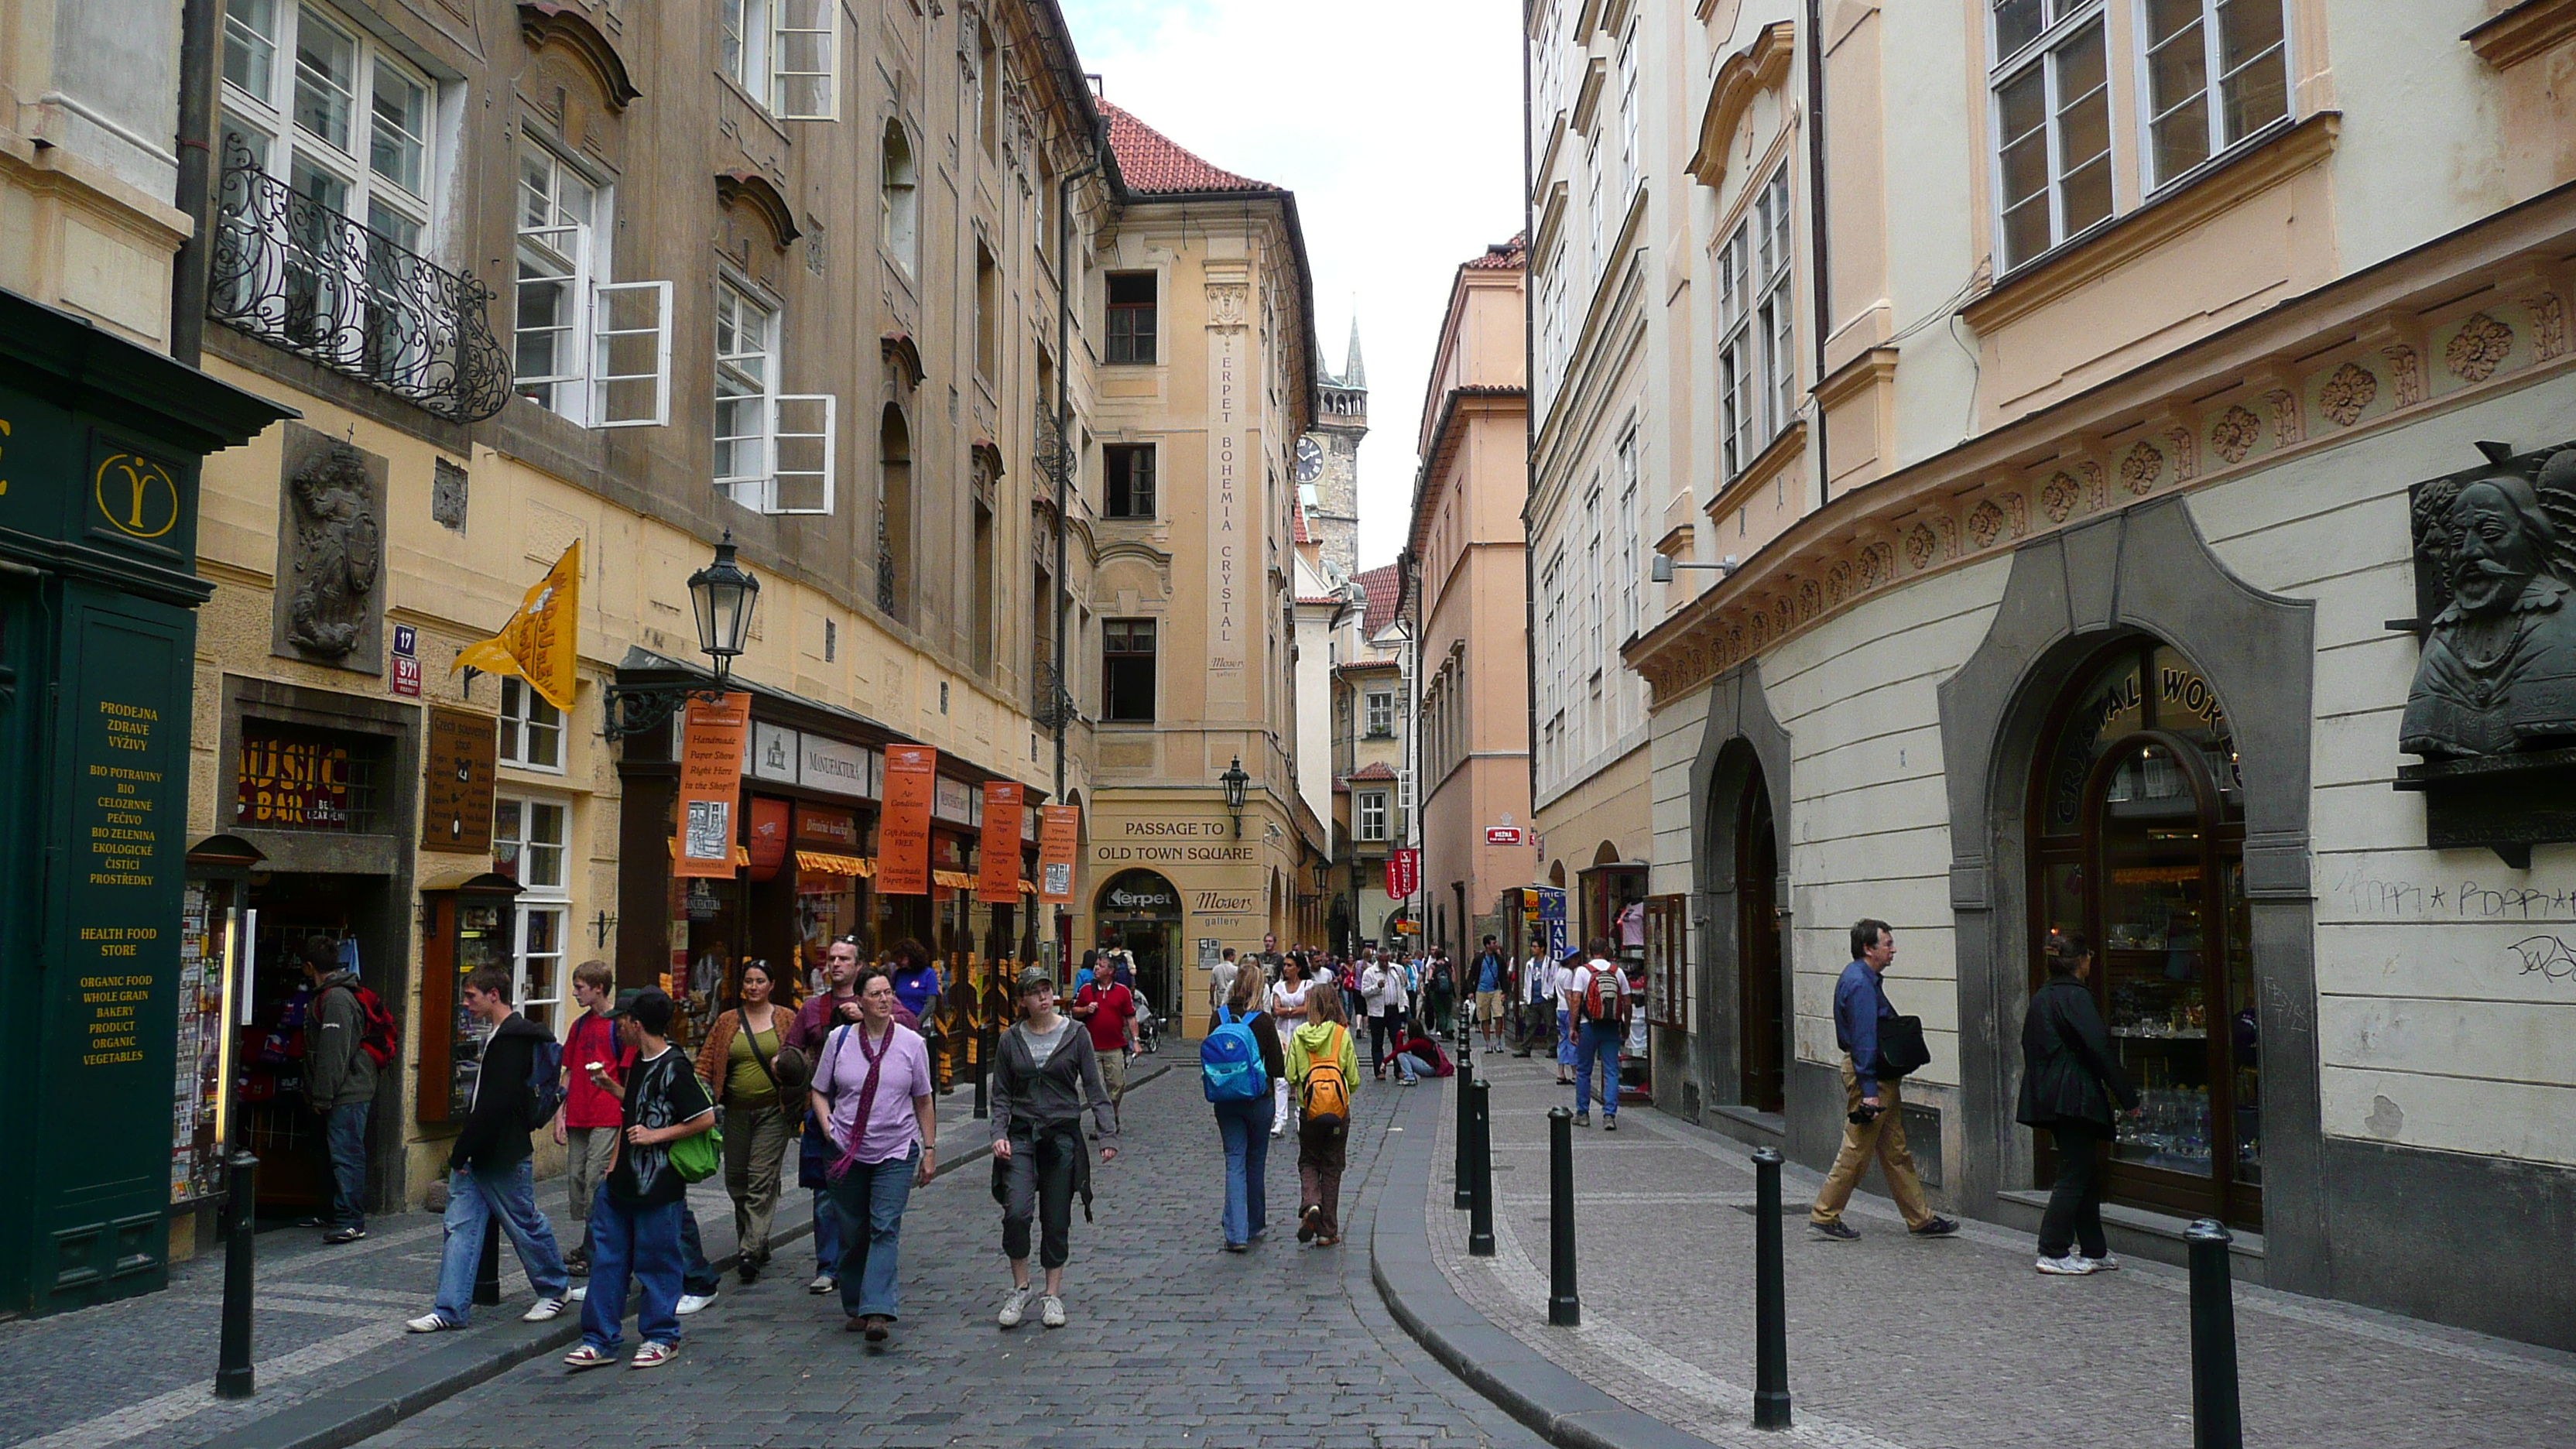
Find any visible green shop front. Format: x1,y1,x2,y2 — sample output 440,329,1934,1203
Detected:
0,293,289,1317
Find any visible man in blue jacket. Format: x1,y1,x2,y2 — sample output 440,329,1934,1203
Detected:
1808,920,1958,1241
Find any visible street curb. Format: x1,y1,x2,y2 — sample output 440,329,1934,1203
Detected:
183,1066,1178,1449
1370,1081,1726,1449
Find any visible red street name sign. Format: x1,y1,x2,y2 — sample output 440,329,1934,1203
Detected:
1386,848,1419,898
1485,827,1523,845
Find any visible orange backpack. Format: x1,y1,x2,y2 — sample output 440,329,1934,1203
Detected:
1300,1024,1350,1127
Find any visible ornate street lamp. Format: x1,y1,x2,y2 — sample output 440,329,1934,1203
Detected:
603,532,763,742
1221,755,1249,837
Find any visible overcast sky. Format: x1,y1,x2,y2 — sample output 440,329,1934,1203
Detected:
1058,0,1525,571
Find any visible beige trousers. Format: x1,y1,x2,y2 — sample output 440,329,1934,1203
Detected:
1808,1063,1933,1229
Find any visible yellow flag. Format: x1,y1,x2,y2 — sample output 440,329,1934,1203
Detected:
454,541,581,711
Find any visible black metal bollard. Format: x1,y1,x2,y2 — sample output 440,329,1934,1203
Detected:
1547,1105,1579,1325
1468,1077,1495,1256
216,1151,259,1399
2187,1219,2245,1449
472,1207,502,1307
1751,1147,1793,1430
1453,1049,1475,1210
972,1023,992,1121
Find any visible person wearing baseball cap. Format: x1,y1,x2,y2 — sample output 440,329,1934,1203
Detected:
564,987,715,1371
988,966,1118,1331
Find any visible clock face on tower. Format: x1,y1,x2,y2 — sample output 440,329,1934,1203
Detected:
1296,436,1324,484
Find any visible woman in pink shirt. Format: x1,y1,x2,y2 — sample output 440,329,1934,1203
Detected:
805,965,936,1343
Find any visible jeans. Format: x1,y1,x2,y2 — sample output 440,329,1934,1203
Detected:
1213,1094,1273,1245
1574,1019,1622,1118
1809,1065,1934,1229
1555,1009,1576,1067
2040,1122,2110,1259
677,1204,720,1297
578,1189,683,1353
1000,1128,1078,1270
1393,1050,1434,1083
812,1187,844,1275
430,1159,568,1324
828,1145,919,1320
722,1098,792,1264
324,1101,369,1231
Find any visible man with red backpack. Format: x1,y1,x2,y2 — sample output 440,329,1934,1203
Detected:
1562,937,1630,1132
303,937,391,1244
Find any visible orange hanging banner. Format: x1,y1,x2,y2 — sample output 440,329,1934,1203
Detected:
978,782,1024,904
673,693,752,879
878,745,937,895
1037,803,1081,903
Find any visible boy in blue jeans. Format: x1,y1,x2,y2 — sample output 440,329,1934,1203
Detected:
564,988,713,1370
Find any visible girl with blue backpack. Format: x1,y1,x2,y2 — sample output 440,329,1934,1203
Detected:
1201,969,1286,1252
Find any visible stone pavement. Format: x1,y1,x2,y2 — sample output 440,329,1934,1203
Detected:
356,1060,1547,1449
0,1094,1014,1449
1413,1045,2576,1449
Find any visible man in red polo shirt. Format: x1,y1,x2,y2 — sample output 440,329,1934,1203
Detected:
1070,968,1139,1131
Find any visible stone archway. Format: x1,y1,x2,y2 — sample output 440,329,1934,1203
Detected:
1687,661,1797,1139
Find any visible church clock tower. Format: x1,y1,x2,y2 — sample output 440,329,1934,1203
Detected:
1301,319,1366,582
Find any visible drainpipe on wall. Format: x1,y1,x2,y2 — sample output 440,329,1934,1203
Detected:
1052,115,1106,969
171,0,221,365
1806,0,1833,505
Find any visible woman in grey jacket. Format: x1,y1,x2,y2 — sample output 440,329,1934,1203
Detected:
990,967,1118,1330
2016,933,2137,1276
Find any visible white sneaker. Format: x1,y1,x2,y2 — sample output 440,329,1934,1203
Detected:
1039,1293,1067,1328
567,1286,587,1303
2083,1254,2122,1272
675,1292,716,1315
404,1313,459,1333
2035,1254,2097,1275
807,1272,838,1294
521,1297,567,1323
998,1285,1033,1328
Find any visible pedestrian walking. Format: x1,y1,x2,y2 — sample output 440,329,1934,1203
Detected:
1362,951,1406,1081
694,960,802,1284
1204,968,1284,1252
2018,933,2136,1274
808,964,937,1341
1809,920,1959,1240
886,938,947,1093
1074,949,1098,995
1268,957,1316,1137
1472,936,1507,1045
554,961,625,1275
301,937,379,1245
790,937,917,1295
1070,963,1139,1129
990,967,1119,1330
406,968,570,1331
1208,945,1241,1023
1552,951,1578,1084
564,988,715,1371
1515,945,1553,1058
1564,940,1631,1129
1288,983,1358,1247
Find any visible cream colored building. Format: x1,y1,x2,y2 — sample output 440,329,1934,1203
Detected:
1331,564,1410,951
1608,0,2576,1348
1077,104,1327,1035
1407,238,1536,951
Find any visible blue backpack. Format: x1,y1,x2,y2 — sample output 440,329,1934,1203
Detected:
526,1035,566,1130
1201,1006,1267,1103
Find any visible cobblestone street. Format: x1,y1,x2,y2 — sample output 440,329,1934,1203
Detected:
357,1064,1542,1449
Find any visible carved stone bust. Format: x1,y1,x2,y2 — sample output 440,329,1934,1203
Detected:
272,424,386,673
2400,444,2576,756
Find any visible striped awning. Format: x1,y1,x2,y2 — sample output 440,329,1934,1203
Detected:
796,851,875,877
931,869,978,889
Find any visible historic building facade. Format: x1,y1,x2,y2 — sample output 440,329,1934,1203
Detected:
1077,103,1328,1033
1331,563,1411,953
1406,238,1536,951
1619,0,2576,1350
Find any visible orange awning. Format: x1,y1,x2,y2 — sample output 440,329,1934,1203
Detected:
796,851,875,878
666,839,751,866
931,869,978,889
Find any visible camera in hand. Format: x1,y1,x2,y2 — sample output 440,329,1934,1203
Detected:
1847,1102,1884,1126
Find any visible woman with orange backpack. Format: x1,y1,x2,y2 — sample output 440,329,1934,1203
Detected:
1286,984,1359,1246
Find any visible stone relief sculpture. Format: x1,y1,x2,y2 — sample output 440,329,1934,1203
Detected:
285,441,383,659
2400,443,2576,757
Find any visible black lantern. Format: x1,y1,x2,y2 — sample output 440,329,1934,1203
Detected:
1221,755,1249,837
603,533,764,742
688,532,761,684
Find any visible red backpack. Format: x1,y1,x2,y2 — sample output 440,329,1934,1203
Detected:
333,982,400,1067
1581,961,1629,1025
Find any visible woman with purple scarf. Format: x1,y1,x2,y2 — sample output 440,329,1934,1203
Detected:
805,964,936,1344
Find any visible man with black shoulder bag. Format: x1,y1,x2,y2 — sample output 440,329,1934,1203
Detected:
1808,919,1958,1242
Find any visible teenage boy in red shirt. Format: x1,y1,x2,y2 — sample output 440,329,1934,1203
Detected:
553,961,629,1274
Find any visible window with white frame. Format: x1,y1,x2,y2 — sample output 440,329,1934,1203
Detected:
513,145,671,427
1358,790,1389,843
1991,3,2112,271
1584,481,1605,691
1615,428,1640,644
497,677,564,772
2138,0,2289,190
1617,27,1639,204
714,279,835,515
1718,167,1794,478
218,2,438,353
721,0,842,120
1365,689,1395,738
492,795,570,1030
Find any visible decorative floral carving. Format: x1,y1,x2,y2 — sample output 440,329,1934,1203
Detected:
1726,624,1745,659
1967,499,2006,549
2321,362,2378,426
2079,461,2108,512
1749,611,1769,646
2163,425,2198,481
2523,291,2567,361
2042,471,2081,522
2382,344,2424,407
1825,558,1854,604
2211,404,2261,464
2002,492,2028,537
2119,441,2163,495
2263,387,2304,446
1862,542,1893,588
2443,312,2514,382
1797,578,1821,618
1906,522,1937,571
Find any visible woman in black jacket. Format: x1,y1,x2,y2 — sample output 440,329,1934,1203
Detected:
2016,934,2136,1275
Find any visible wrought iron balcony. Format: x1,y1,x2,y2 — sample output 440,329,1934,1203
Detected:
1030,659,1079,730
208,139,509,423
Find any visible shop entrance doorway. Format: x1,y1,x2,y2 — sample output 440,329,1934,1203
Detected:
238,872,395,1218
1096,869,1182,1023
2027,638,2260,1229
1736,776,1784,1113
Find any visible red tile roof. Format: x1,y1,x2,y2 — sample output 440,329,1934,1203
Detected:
1349,762,1398,782
1466,233,1527,269
1357,562,1402,637
1292,495,1314,543
1101,101,1279,197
